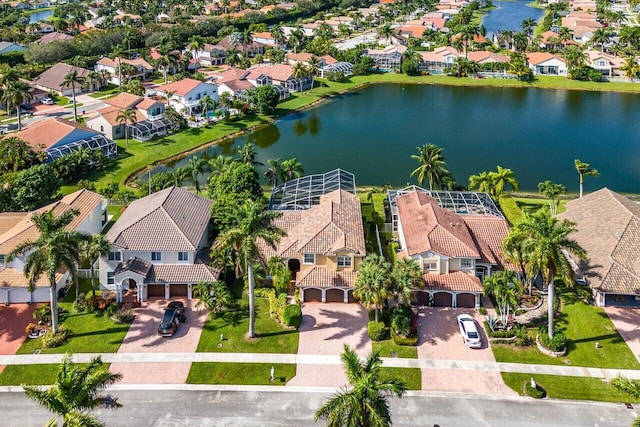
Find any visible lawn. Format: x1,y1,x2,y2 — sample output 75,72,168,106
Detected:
88,85,120,99
373,340,418,359
0,363,99,386
196,296,299,354
381,367,421,391
501,373,640,403
187,363,296,385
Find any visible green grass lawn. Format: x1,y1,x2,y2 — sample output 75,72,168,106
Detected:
381,367,421,390
89,85,120,99
187,363,296,385
0,363,99,386
373,340,418,358
196,296,299,354
54,97,70,107
501,373,640,402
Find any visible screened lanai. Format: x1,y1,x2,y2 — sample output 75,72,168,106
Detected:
46,134,117,162
127,118,176,141
320,62,353,77
268,169,356,210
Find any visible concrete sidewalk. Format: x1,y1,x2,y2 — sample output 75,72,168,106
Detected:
1,352,639,380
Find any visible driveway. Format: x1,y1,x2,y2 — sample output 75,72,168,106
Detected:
605,307,640,364
287,303,371,388
417,307,516,396
109,298,207,384
0,304,39,374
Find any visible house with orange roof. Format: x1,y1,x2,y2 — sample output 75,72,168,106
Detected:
38,31,73,44
562,13,603,43
216,35,265,57
584,49,625,78
418,46,460,74
12,118,117,162
246,64,312,93
156,78,219,117
527,52,567,75
467,51,510,65
391,189,512,308
0,190,107,304
95,56,154,86
252,31,280,47
365,44,407,72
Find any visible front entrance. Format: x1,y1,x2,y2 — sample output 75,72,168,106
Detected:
288,259,301,280
125,278,137,290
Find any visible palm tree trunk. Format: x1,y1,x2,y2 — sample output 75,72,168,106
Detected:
374,306,379,322
72,89,78,122
579,174,584,198
248,263,256,338
16,107,22,131
547,279,554,339
75,269,80,302
90,264,96,298
50,284,59,334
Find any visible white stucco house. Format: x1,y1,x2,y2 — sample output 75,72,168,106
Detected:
155,78,219,117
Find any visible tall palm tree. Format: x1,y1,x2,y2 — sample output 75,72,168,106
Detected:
538,180,566,216
2,81,32,131
590,28,611,52
199,94,216,120
240,29,254,56
264,158,283,187
307,56,320,92
270,24,285,50
116,107,137,146
574,159,600,198
236,141,263,166
212,201,286,338
468,171,494,195
621,55,640,81
61,71,86,122
23,353,122,426
390,258,422,307
354,254,391,322
517,210,586,338
483,270,521,326
188,35,206,69
80,234,110,299
155,43,179,85
315,344,407,426
7,209,86,334
410,143,449,191
280,158,304,182
521,18,536,38
377,24,394,45
86,70,101,92
186,155,210,194
491,165,519,197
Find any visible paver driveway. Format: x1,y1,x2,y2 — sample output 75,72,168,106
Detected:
605,307,640,364
287,303,371,388
0,304,39,374
109,298,207,384
417,307,516,396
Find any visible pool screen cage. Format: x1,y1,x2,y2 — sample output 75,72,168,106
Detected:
268,169,356,210
45,134,117,162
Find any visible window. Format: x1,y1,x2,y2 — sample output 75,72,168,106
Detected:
178,252,189,262
337,256,352,267
151,252,162,262
424,260,438,271
108,251,121,261
107,272,114,285
0,254,4,265
303,253,315,265
460,258,473,268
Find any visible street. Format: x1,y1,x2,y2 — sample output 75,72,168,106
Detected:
0,387,635,426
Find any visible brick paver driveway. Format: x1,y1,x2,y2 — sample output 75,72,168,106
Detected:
418,307,516,396
109,298,207,384
287,303,371,388
605,307,640,364
0,304,39,374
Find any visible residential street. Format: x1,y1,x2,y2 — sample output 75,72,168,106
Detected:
0,387,635,426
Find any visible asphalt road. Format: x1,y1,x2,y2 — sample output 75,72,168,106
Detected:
0,387,636,427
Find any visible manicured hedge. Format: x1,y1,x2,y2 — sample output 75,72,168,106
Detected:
368,321,388,341
498,195,525,226
282,304,302,328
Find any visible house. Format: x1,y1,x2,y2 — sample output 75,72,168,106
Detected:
562,13,603,44
39,31,74,44
245,64,312,93
32,21,55,33
418,46,460,74
539,30,562,50
155,78,219,116
31,63,96,96
261,170,366,303
584,50,625,78
94,57,154,86
86,92,174,142
12,118,117,162
364,44,407,72
216,35,265,57
251,31,280,47
193,43,227,66
0,41,26,55
558,188,640,307
99,186,218,302
0,190,107,304
212,67,255,98
527,52,567,76
390,188,512,308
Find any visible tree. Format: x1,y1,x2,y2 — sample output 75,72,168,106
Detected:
354,254,391,322
538,180,566,216
314,344,406,427
2,80,32,131
241,29,254,56
521,18,536,38
61,70,86,122
491,165,519,197
0,136,37,174
7,209,86,334
574,159,600,198
468,171,494,194
10,164,62,211
410,143,449,191
483,270,521,326
270,24,285,50
264,158,283,187
185,155,210,194
155,43,179,85
517,210,586,338
280,158,304,182
237,141,262,166
199,94,216,121
192,280,232,314
590,28,611,52
249,85,279,114
211,201,286,338
80,234,110,299
116,107,136,146
390,258,422,307
620,55,640,81
23,353,122,426
377,24,394,45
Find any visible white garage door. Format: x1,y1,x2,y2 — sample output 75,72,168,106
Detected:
32,288,50,303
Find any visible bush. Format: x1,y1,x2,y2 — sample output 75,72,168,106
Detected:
524,380,546,398
25,323,37,336
498,195,525,226
367,321,388,341
538,327,567,352
282,304,302,328
391,328,418,346
41,325,71,348
483,321,517,338
368,307,390,324
390,306,417,337
105,302,119,317
266,289,287,324
112,309,135,324
72,297,88,313
612,376,640,399
33,305,67,325
479,306,487,315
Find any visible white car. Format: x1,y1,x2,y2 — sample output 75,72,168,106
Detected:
457,314,482,349
40,97,54,105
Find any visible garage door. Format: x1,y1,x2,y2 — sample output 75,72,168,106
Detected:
326,289,344,303
415,291,430,306
347,290,357,303
433,292,452,307
32,288,50,303
303,288,322,302
147,284,165,297
170,284,188,297
457,293,476,308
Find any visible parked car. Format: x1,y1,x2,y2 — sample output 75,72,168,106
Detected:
167,301,186,322
457,314,482,349
158,308,179,337
575,277,588,286
40,97,54,105
19,103,33,110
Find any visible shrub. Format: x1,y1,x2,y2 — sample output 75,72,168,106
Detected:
105,302,119,316
498,195,525,226
612,376,640,399
72,297,88,313
483,321,517,338
524,380,546,398
33,305,67,325
479,306,487,315
368,307,390,324
282,304,302,328
368,321,388,341
25,323,37,336
391,328,418,346
538,327,567,352
112,309,135,324
390,306,417,337
42,325,71,348
266,289,287,324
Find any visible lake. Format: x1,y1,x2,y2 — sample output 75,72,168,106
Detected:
150,84,640,194
28,9,54,24
481,0,545,38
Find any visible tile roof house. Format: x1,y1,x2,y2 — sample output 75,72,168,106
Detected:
584,49,625,78
0,190,107,304
217,35,265,57
418,46,460,74
245,64,312,93
192,43,227,66
31,63,97,96
527,52,567,76
94,56,154,86
155,78,219,117
260,190,366,303
558,188,640,307
99,186,218,302
38,31,74,44
395,191,511,308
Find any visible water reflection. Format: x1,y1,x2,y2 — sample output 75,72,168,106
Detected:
292,112,321,136
248,124,281,148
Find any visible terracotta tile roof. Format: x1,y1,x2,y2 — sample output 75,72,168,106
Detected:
527,52,565,66
103,92,143,109
12,118,101,151
135,98,157,110
558,188,640,295
113,257,152,277
220,79,255,93
106,186,213,252
148,263,219,284
296,266,358,288
540,30,559,43
95,105,146,126
0,213,28,235
0,267,65,288
96,56,152,70
156,78,204,96
419,46,460,62
213,67,251,84
247,64,295,82
39,32,73,44
31,63,91,93
462,216,511,267
467,51,509,63
423,271,483,293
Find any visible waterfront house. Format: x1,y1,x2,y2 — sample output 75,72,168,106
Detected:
584,50,624,78
245,64,312,93
418,46,460,74
364,44,406,72
38,31,73,44
155,78,219,117
527,52,567,76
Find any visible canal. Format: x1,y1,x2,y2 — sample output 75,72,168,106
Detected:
481,0,545,38
151,84,640,194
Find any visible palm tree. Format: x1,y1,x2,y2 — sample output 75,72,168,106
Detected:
574,159,600,198
186,155,210,194
86,70,101,92
241,29,254,56
155,43,179,85
315,344,406,426
390,258,422,307
80,234,110,299
2,80,32,131
7,209,86,334
620,55,640,81
237,141,263,166
307,56,320,92
199,94,216,121
590,28,611,52
538,180,566,216
354,254,391,322
410,143,449,191
192,280,232,314
280,158,304,182
264,158,283,187
377,24,394,45
188,35,206,69
270,24,285,50
503,228,535,295
468,171,494,195
491,165,519,197
212,201,286,338
483,270,521,326
116,107,137,146
521,18,536,38
517,210,586,338
23,353,122,426
61,71,86,122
